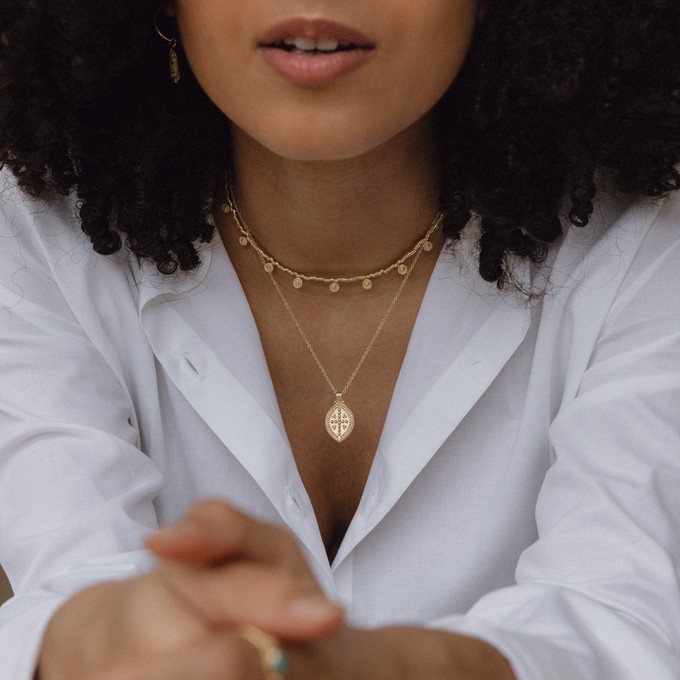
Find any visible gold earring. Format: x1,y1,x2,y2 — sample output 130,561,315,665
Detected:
155,11,181,84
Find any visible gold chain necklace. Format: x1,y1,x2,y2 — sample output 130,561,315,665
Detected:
222,182,440,293
223,189,443,442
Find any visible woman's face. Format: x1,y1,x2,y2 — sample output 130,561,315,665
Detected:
174,0,480,161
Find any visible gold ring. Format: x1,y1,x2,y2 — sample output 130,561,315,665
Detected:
237,625,288,680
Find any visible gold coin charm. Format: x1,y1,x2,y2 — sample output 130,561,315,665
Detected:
362,279,373,290
423,240,434,252
264,263,274,273
293,277,303,289
329,281,340,293
239,236,249,247
325,395,355,442
398,264,409,276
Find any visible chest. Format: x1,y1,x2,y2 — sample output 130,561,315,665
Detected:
246,280,430,561
135,243,552,572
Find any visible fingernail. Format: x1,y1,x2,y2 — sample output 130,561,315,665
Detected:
288,594,344,623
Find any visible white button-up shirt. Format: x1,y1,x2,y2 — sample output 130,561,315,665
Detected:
1,176,679,679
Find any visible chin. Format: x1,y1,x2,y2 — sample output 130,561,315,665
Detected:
241,120,403,164
263,139,378,162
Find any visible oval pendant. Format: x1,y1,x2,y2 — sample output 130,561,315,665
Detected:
325,397,354,443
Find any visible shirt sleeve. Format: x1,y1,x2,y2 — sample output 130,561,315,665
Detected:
0,184,164,680
431,206,680,678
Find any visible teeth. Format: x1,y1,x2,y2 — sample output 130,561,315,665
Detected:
316,38,340,51
282,37,343,52
287,37,317,51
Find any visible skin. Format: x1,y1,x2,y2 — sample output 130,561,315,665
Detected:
174,0,479,562
39,501,515,680
174,0,478,161
38,1,517,679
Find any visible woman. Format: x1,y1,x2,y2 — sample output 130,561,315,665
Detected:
1,0,680,678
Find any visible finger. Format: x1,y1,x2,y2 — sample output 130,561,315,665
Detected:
148,500,340,616
157,560,345,639
147,500,344,638
87,630,262,680
146,500,301,567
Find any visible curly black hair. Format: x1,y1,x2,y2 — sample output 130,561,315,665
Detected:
1,0,679,285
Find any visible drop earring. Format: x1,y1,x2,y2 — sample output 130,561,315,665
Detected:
155,10,181,84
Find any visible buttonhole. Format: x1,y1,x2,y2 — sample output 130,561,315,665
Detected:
181,352,204,380
286,486,306,516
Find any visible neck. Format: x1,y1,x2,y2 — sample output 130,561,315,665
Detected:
220,115,442,277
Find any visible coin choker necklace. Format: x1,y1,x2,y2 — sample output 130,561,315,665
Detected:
222,180,439,293
221,185,443,443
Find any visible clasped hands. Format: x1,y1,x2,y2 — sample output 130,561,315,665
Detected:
37,500,515,680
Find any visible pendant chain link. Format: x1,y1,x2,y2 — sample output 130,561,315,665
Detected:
265,241,427,399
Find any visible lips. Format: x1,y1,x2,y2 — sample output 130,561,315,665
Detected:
258,18,375,86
